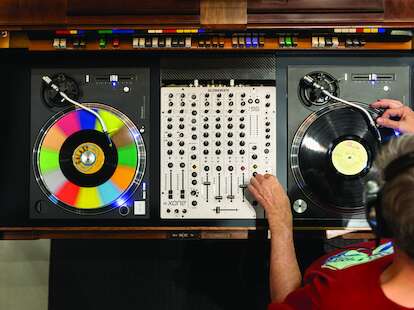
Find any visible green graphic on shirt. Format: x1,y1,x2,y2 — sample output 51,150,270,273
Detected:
322,242,394,270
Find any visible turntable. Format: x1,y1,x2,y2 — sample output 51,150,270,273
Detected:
29,68,150,220
287,65,411,228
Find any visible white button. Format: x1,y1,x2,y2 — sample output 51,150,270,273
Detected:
134,201,146,215
383,85,390,92
123,86,130,93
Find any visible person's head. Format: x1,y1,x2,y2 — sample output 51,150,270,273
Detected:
372,134,414,259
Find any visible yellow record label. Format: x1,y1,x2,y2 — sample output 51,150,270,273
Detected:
331,140,368,176
72,142,105,174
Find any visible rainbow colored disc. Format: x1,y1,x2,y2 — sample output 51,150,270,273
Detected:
33,103,146,214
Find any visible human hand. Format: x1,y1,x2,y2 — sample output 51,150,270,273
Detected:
370,99,414,134
248,174,292,231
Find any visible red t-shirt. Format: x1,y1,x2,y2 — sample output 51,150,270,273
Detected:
269,241,413,310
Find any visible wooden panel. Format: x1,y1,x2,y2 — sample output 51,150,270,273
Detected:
200,0,247,27
67,0,199,15
248,0,384,12
248,12,385,24
385,0,414,21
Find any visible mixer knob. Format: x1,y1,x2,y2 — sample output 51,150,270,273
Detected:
191,155,196,160
228,166,234,171
266,94,270,99
228,109,233,113
192,111,197,116
266,121,271,126
240,141,245,146
248,99,253,104
203,150,209,155
215,124,221,129
266,135,270,139
204,166,210,171
240,109,245,113
240,117,245,121
168,102,173,107
205,102,210,106
180,109,184,113
168,163,173,168
227,117,233,122
179,141,185,146
229,93,234,98
180,162,185,168
181,93,185,98
216,109,220,114
252,154,258,160
216,166,222,171
227,150,233,155
215,150,221,155
191,102,196,107
192,172,197,177
239,124,245,129
241,93,246,98
192,94,196,99
240,132,245,138
265,142,270,147
229,101,234,106
179,133,184,138
191,127,196,131
241,101,246,106
203,132,209,138
264,149,269,154
168,93,173,98
265,128,270,133
179,124,185,129
179,117,184,122
216,141,221,146
217,101,222,106
167,150,173,155
192,134,197,140
167,124,173,129
203,141,209,146
191,119,197,124
203,117,209,122
240,150,245,155
227,124,233,129
227,132,233,138
192,180,197,185
216,117,221,122
227,141,233,146
203,124,209,129
217,93,222,98
179,150,185,155
167,117,172,122
191,190,197,196
180,102,185,107
167,141,173,147
205,93,210,98
255,99,260,103
266,103,270,107
192,201,198,206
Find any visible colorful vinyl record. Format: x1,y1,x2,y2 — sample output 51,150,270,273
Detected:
33,103,146,215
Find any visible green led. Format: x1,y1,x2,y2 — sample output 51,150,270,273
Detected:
285,36,292,47
99,37,106,48
98,30,112,34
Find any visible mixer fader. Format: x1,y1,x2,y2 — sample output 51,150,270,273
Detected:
160,85,276,219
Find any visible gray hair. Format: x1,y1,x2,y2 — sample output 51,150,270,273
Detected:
373,134,414,258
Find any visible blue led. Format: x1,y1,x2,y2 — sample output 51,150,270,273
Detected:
378,28,386,34
111,81,118,88
112,29,135,35
198,28,206,33
252,37,258,47
245,37,252,48
394,129,401,136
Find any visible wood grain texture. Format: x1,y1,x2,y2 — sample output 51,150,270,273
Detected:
248,0,384,12
200,0,247,27
385,0,414,20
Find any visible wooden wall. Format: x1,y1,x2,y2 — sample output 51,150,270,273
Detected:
0,0,413,29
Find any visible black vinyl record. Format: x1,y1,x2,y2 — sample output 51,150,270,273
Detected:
291,104,384,214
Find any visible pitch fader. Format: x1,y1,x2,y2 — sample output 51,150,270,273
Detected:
160,85,276,219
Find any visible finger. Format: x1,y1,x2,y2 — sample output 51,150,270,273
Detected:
370,99,404,109
381,107,404,119
249,175,261,189
376,117,401,130
254,173,265,184
247,184,265,204
264,173,272,179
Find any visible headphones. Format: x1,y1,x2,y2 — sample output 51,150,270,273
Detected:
365,152,414,238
